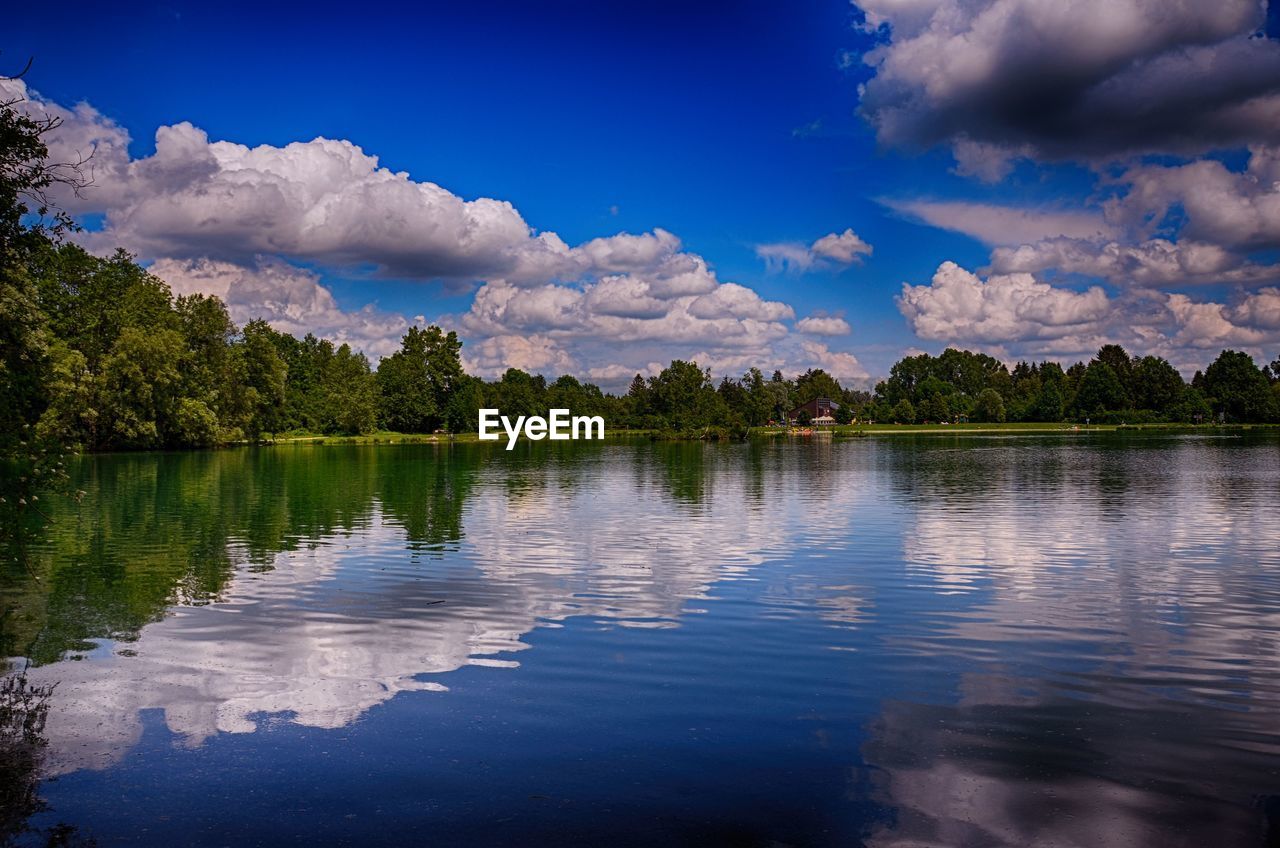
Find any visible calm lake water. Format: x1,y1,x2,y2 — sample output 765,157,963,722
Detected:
3,433,1280,847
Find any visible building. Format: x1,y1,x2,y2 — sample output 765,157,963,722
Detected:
788,397,840,425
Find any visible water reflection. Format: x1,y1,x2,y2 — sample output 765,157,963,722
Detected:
1,441,874,777
866,434,1280,847
2,435,1280,846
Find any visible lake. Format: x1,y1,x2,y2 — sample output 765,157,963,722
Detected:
3,433,1280,847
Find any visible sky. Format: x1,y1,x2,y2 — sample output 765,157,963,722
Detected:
4,0,1280,388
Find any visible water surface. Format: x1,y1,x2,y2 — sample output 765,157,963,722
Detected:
3,433,1280,846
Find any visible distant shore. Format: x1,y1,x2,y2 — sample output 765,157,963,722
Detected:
765,422,1279,436
247,422,1278,448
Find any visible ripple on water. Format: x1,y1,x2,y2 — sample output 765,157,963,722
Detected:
3,435,1280,847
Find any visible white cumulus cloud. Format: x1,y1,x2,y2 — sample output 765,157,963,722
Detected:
898,260,1280,369
796,315,853,336
757,228,872,272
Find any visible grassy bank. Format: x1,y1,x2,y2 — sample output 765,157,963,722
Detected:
262,429,659,446
257,421,1277,447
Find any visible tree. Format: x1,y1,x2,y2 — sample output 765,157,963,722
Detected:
974,388,1006,423
35,343,94,447
1031,379,1065,422
763,379,791,424
1169,386,1212,423
1130,355,1184,414
716,375,747,416
0,257,50,457
793,368,842,405
877,354,932,404
1200,350,1277,422
1094,344,1135,405
0,83,90,463
239,320,287,436
277,333,332,432
935,348,1011,398
376,325,462,433
834,403,854,425
322,344,377,434
891,398,916,424
97,327,186,448
919,394,950,423
742,367,773,426
648,360,714,429
444,375,487,433
1072,361,1128,416
490,368,545,420
626,373,650,425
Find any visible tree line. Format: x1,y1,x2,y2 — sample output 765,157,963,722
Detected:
4,89,1280,472
866,345,1279,425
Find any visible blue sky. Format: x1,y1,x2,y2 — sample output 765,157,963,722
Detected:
5,1,1280,386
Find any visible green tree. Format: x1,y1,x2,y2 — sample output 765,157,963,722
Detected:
1072,361,1128,416
0,89,84,464
716,375,747,418
444,374,487,433
1200,350,1277,422
322,344,377,434
877,354,932,404
974,388,1006,423
741,368,773,426
98,327,187,448
173,397,221,446
1130,355,1184,414
238,320,288,436
1094,344,1135,405
491,368,546,420
1031,378,1065,422
376,325,463,433
34,245,176,374
175,293,234,387
793,368,843,405
0,257,50,457
648,360,715,429
1169,386,1212,423
891,398,916,424
34,343,94,447
919,394,950,423
626,373,650,426
278,334,333,431
936,348,1011,398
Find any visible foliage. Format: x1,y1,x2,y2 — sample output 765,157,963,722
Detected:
1072,361,1128,418
974,388,1006,423
376,325,462,433
1198,350,1278,423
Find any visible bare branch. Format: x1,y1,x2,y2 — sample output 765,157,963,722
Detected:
0,56,34,81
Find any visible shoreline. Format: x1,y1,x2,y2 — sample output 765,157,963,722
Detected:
55,422,1280,454
256,422,1274,447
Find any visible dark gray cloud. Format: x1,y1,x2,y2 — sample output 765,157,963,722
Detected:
857,0,1280,165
